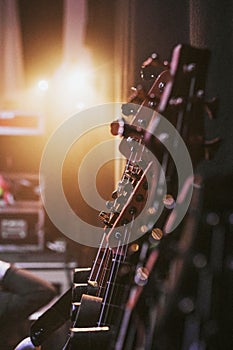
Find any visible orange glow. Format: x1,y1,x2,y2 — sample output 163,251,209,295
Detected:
47,58,104,128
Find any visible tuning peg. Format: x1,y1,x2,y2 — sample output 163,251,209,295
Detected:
182,63,196,74
130,85,147,101
151,228,163,240
134,266,149,286
111,190,118,199
98,211,111,226
169,97,184,107
204,137,221,160
205,97,219,119
163,194,175,209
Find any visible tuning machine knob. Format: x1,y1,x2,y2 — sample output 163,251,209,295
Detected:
134,266,149,286
151,228,163,240
99,211,111,226
182,62,196,75
169,97,184,108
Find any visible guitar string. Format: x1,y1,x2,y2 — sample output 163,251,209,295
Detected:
86,73,168,325
97,232,124,325
96,103,154,325
95,139,138,321
68,61,200,347
101,67,198,340
94,240,114,296
96,205,133,300
93,153,134,289
96,246,112,298
88,146,137,284
101,217,137,326
96,79,161,326
97,104,156,329
97,222,133,326
96,160,137,300
88,232,108,282
98,142,143,325
87,147,138,304
108,91,168,348
102,78,169,337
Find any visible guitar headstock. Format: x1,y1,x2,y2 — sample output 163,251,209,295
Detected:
146,44,211,167
104,44,219,247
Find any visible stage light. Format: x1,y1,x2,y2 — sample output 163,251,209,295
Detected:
48,61,101,123
75,101,85,110
37,80,49,91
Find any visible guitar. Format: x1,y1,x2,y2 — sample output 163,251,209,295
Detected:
67,44,214,350
113,46,219,349
24,43,218,350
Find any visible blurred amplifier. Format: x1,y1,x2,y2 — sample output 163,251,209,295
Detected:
0,201,44,251
1,172,41,202
0,110,44,135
